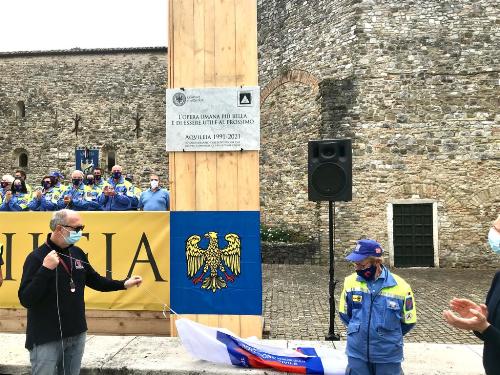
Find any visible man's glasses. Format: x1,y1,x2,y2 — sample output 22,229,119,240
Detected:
62,225,85,232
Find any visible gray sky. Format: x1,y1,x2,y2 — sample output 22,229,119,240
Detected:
0,0,167,52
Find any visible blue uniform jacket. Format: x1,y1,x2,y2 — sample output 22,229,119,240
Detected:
57,184,101,211
29,188,61,211
339,267,417,363
97,177,137,211
0,192,32,211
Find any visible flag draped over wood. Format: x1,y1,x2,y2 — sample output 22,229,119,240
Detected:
176,318,347,374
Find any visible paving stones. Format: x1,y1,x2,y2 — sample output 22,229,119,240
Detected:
262,263,496,344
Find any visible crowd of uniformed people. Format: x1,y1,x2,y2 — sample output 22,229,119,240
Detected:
0,165,170,212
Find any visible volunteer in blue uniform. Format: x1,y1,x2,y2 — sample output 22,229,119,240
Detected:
92,167,105,190
58,170,101,211
444,215,500,375
97,165,137,211
29,176,61,211
339,239,417,375
1,174,15,202
0,178,32,211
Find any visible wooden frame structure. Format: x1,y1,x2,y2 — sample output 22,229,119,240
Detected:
168,0,261,338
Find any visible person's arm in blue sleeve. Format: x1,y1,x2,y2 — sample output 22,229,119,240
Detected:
338,279,352,325
113,192,131,208
9,196,30,211
28,196,41,211
165,191,170,211
69,197,90,210
97,192,108,206
42,196,58,211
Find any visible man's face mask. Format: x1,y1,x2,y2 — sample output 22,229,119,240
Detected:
85,178,94,186
356,262,378,281
488,228,500,254
13,184,23,192
112,171,122,179
61,226,83,245
72,178,83,187
0,181,9,189
94,174,101,182
43,180,52,189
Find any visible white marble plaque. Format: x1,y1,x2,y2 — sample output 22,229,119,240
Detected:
166,86,260,151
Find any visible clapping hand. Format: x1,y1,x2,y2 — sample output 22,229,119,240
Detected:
443,297,489,333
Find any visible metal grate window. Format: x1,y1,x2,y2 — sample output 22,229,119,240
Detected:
393,204,434,267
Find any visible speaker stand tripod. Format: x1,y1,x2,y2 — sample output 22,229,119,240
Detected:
325,200,341,341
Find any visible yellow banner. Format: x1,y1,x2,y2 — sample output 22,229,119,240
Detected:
0,212,169,311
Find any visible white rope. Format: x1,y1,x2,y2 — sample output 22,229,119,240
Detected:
55,266,67,375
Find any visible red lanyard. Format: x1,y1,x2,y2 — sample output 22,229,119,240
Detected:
59,257,73,277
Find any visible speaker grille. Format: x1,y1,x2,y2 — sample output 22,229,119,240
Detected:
311,163,346,196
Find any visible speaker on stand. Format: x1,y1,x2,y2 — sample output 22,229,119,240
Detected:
308,139,352,341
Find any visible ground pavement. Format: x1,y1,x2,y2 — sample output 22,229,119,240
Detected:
262,263,497,344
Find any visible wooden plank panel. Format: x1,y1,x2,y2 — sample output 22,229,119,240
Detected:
173,152,196,210
193,0,206,86
169,153,176,210
218,314,240,335
235,0,258,86
195,152,218,210
0,309,170,335
170,0,197,211
204,0,216,87
214,0,236,86
240,315,263,338
168,0,261,338
237,151,259,210
174,0,195,88
216,151,238,210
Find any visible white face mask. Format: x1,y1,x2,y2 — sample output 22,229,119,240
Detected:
488,228,500,254
150,180,159,189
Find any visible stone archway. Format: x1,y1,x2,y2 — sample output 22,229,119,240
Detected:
261,69,320,105
259,70,324,263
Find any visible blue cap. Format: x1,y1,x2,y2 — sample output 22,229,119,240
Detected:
345,239,383,262
50,171,64,178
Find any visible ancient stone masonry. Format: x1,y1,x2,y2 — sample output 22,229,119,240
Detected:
0,48,168,190
0,1,498,268
258,0,499,267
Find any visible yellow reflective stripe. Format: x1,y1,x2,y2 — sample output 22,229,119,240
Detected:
339,285,347,313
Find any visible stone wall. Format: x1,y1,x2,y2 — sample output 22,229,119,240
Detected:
258,0,500,267
0,48,168,190
1,1,498,268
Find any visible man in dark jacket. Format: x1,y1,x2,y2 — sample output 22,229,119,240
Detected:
444,215,500,375
18,209,142,375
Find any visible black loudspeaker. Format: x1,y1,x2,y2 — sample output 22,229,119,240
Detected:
308,139,352,201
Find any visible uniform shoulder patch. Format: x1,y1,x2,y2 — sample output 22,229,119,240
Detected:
405,294,414,311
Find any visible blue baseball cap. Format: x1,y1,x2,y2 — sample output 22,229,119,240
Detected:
50,171,64,178
345,239,383,262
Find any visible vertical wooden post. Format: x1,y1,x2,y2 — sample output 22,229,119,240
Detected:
168,0,261,338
